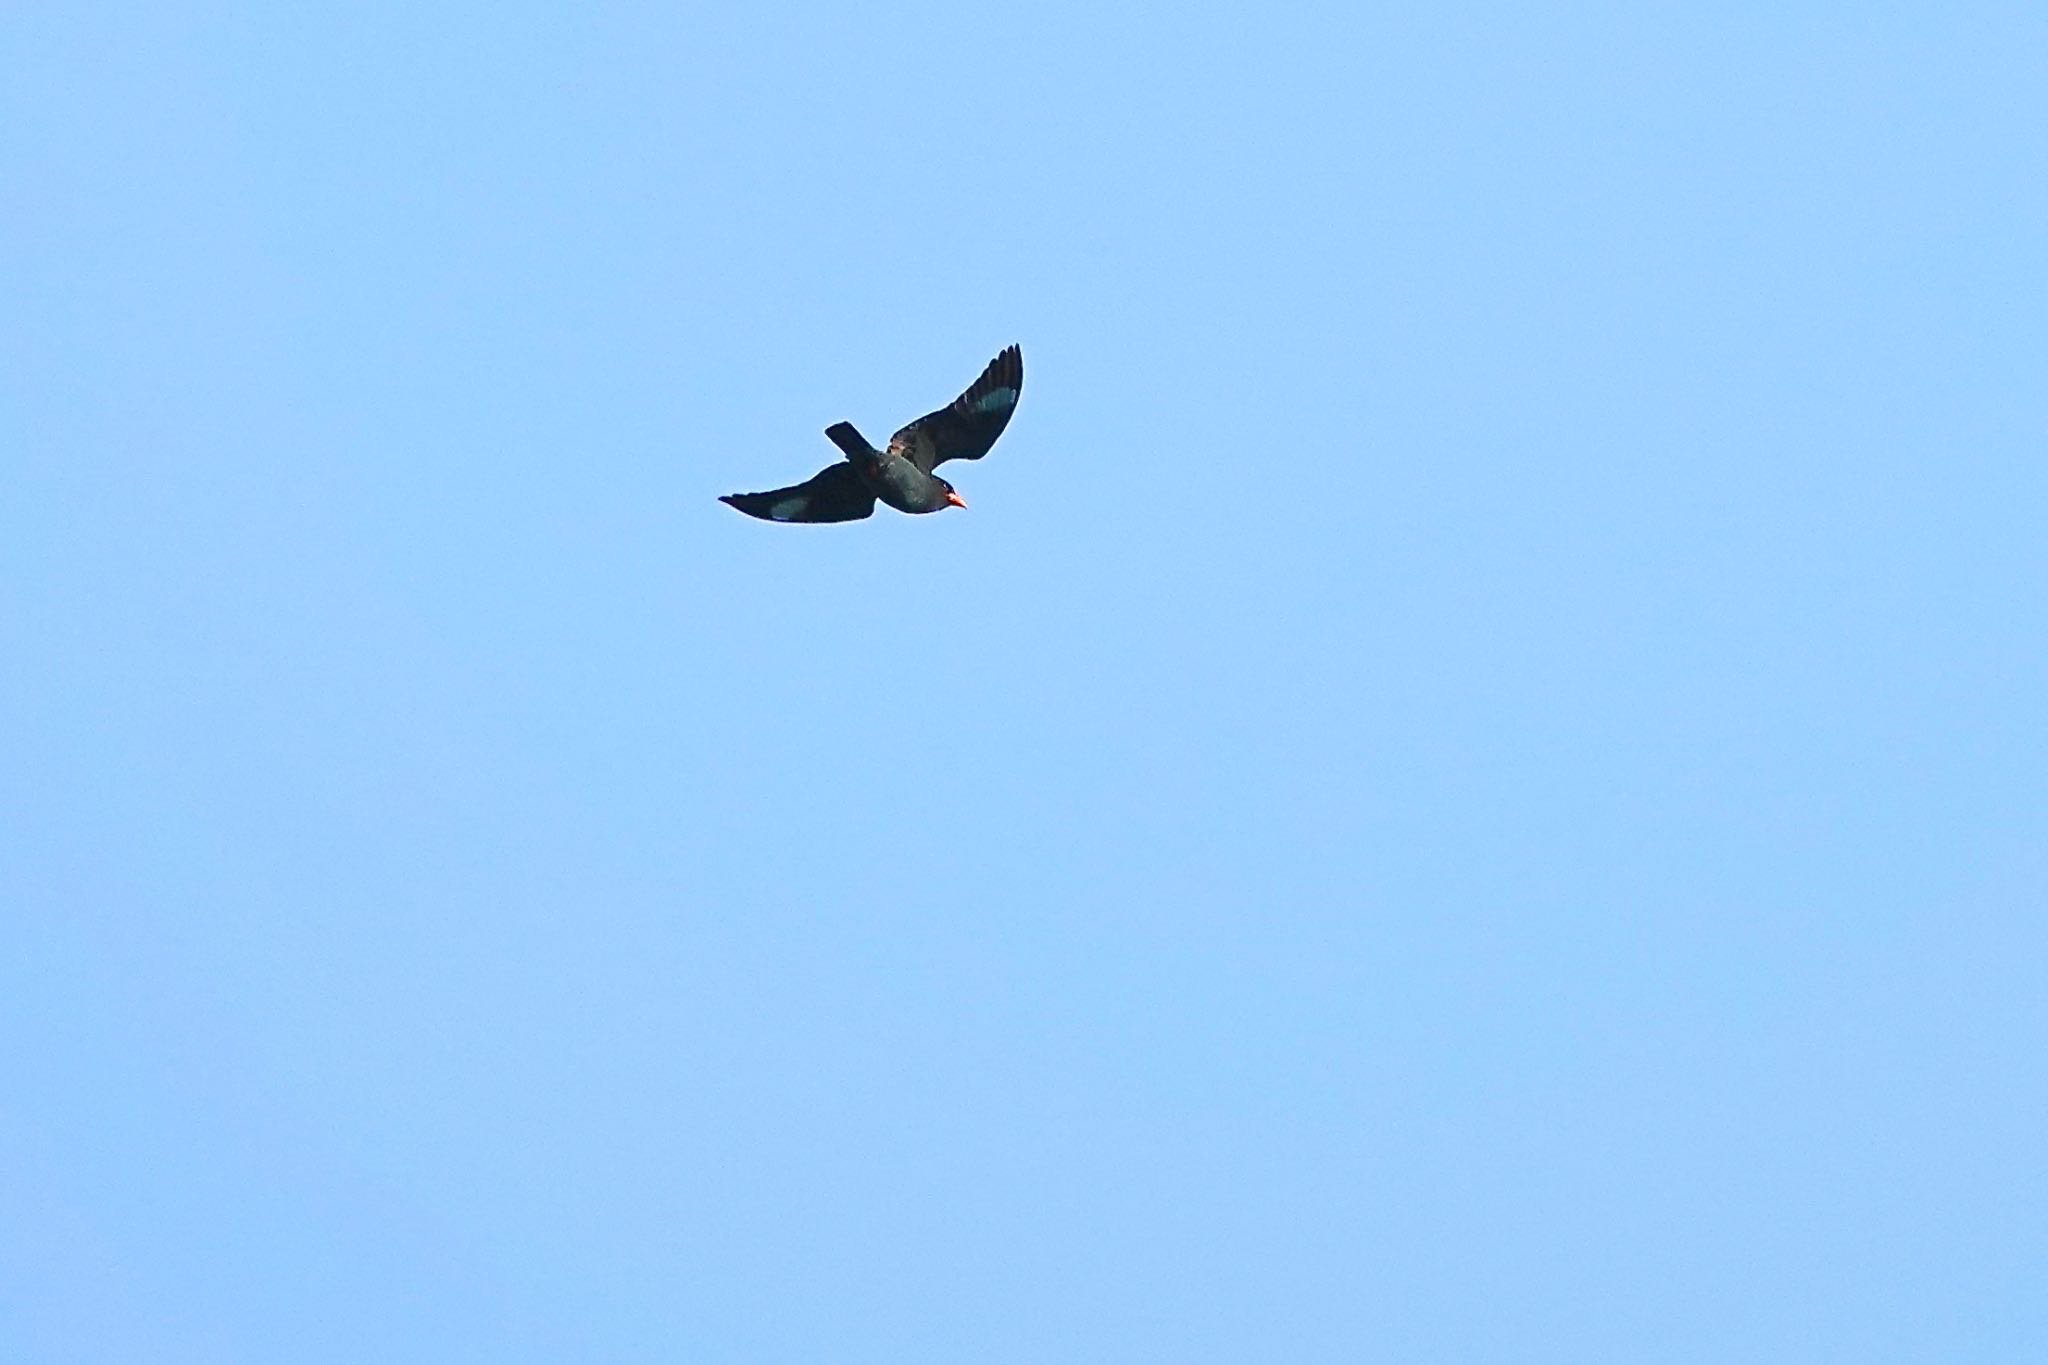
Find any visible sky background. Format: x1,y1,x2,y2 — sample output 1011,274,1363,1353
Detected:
5,3,2045,1361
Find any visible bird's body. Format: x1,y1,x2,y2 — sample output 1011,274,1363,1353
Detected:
721,346,1023,524
824,422,961,514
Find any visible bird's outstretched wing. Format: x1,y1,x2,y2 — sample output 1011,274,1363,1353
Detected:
888,345,1023,473
720,462,876,523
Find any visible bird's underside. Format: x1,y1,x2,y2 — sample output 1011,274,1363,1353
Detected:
720,345,1023,523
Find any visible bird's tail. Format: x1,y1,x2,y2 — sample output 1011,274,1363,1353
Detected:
825,422,877,460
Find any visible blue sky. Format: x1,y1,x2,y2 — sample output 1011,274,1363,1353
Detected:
5,3,2045,1360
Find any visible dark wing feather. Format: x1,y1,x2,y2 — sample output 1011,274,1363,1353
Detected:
888,345,1023,473
720,462,876,523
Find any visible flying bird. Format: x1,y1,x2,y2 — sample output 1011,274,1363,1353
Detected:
720,345,1023,523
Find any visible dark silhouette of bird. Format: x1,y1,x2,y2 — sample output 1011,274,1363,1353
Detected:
720,346,1023,523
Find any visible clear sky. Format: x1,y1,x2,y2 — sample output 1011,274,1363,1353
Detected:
5,4,2045,1361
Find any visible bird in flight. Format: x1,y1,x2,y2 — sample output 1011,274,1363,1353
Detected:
720,345,1023,523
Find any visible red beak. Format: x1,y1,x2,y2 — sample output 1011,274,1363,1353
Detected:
946,490,968,509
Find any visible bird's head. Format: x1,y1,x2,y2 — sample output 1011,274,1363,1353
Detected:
940,479,967,511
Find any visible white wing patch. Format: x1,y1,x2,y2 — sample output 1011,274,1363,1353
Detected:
769,496,807,520
971,386,1018,415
